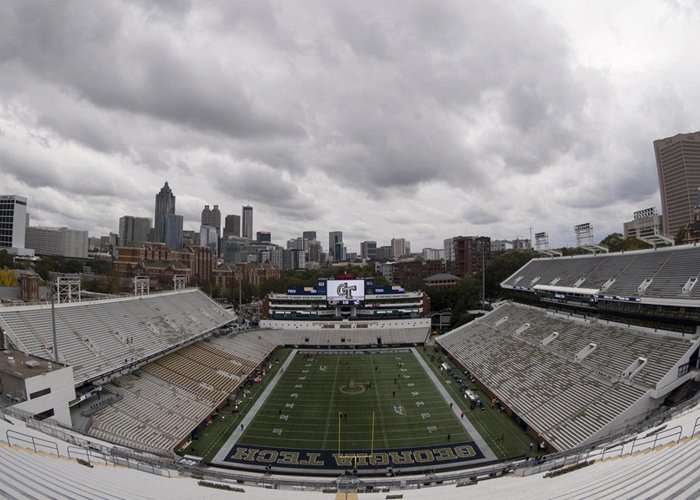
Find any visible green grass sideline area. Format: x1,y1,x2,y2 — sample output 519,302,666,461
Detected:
180,348,293,462
417,345,539,459
218,348,487,473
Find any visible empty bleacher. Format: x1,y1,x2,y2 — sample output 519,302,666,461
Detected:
87,330,276,451
437,303,696,450
0,289,236,384
502,245,700,300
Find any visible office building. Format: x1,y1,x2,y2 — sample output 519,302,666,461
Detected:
25,226,89,258
303,231,317,241
654,131,700,238
118,216,151,247
257,231,271,243
242,205,253,239
224,215,241,238
328,231,343,261
360,240,377,260
0,195,30,255
449,236,491,277
376,245,392,261
200,225,218,256
391,238,410,259
154,182,175,243
164,214,184,251
201,205,222,239
308,240,322,263
422,248,444,261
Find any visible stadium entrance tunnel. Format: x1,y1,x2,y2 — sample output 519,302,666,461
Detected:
219,441,487,475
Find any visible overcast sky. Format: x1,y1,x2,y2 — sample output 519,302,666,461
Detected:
1,0,699,253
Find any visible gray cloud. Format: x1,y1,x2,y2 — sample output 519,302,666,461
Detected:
0,0,698,250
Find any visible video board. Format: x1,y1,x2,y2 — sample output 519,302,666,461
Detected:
326,279,365,305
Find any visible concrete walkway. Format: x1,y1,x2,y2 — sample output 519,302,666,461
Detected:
211,349,298,464
410,348,497,460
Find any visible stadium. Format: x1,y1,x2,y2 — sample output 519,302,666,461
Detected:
0,249,698,499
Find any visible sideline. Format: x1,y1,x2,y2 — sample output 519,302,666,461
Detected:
211,349,298,464
410,347,497,460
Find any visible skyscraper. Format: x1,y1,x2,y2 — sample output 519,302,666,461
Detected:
302,231,317,241
242,205,253,239
118,216,151,247
164,214,184,251
0,195,27,253
154,182,175,243
360,240,377,260
654,131,700,238
201,205,222,239
224,214,241,238
391,238,410,259
329,231,343,260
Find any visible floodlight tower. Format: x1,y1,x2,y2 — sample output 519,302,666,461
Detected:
56,276,81,303
574,223,608,254
133,276,150,296
534,232,562,257
633,207,674,249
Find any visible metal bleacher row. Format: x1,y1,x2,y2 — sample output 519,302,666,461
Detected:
88,330,277,451
437,303,696,450
503,245,700,299
0,289,235,384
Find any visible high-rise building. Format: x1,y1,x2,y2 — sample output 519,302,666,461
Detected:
0,195,28,254
242,205,253,239
256,231,271,243
654,131,700,238
25,226,89,258
200,225,218,256
303,231,317,241
224,214,241,238
154,182,175,243
164,214,183,251
329,231,343,261
360,240,377,260
201,205,222,239
308,240,322,263
118,216,151,247
450,236,491,278
391,238,410,259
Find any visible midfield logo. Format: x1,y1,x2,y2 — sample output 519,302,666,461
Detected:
336,282,357,300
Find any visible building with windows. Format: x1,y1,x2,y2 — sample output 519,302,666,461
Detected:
360,240,377,260
154,182,175,243
25,226,88,258
391,238,410,259
242,205,253,239
447,236,491,277
201,205,221,239
654,131,700,238
118,216,151,247
164,214,183,251
329,231,344,261
224,214,240,238
0,195,32,256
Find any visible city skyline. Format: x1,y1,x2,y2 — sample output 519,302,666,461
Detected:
1,2,699,252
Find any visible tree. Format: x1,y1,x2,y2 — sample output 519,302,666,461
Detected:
0,267,18,287
599,233,625,252
676,227,688,245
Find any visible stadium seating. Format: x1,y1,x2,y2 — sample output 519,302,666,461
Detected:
0,289,235,384
502,245,700,300
87,330,277,451
437,303,695,450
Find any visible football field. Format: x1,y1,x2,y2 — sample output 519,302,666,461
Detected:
216,348,488,473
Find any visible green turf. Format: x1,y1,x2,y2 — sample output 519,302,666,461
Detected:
416,345,539,459
182,348,293,462
238,349,469,453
